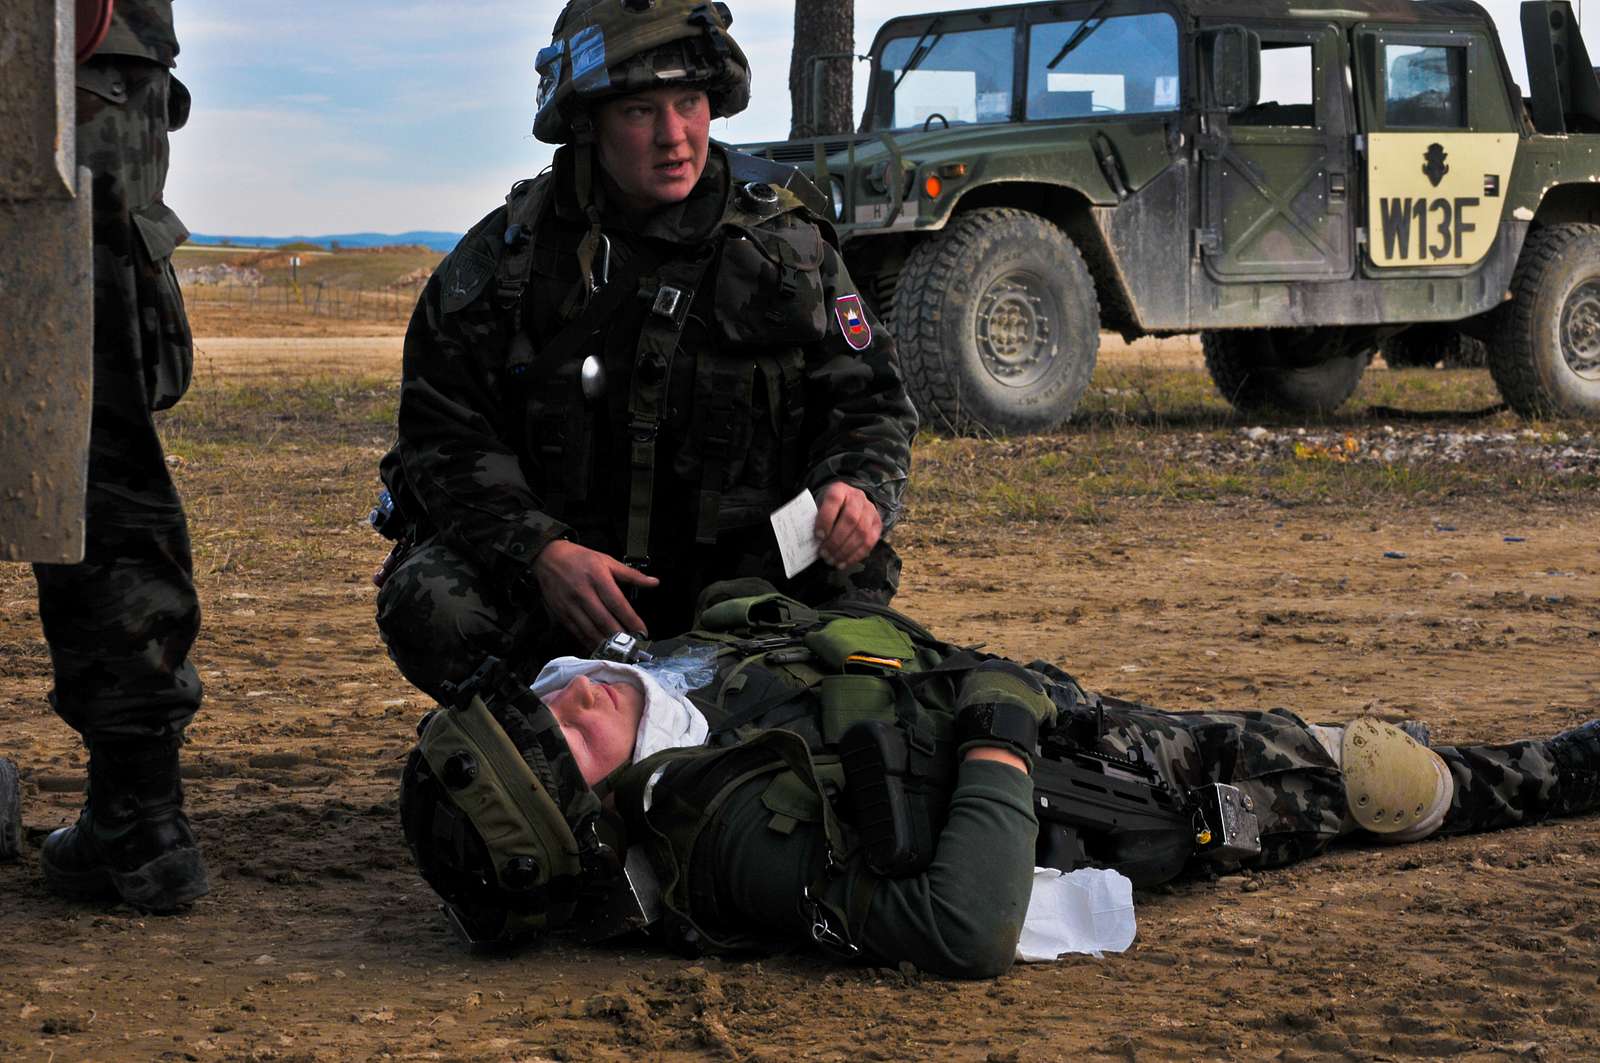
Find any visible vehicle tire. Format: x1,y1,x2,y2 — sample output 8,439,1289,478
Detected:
1489,223,1600,418
1202,328,1372,414
892,207,1099,435
1383,325,1488,369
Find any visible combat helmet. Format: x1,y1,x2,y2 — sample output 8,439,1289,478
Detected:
532,0,751,144
398,658,625,946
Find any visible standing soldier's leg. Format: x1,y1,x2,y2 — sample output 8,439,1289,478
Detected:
33,55,207,911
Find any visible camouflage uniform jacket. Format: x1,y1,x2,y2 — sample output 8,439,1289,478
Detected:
383,145,917,600
99,0,180,67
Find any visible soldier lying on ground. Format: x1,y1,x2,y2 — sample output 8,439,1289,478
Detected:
373,0,916,703
398,583,1600,979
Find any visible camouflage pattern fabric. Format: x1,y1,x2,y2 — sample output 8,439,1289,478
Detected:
1086,702,1348,868
378,145,916,691
30,49,200,743
1071,692,1575,865
98,0,179,68
1433,739,1561,834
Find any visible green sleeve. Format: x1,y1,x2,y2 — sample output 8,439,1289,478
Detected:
708,758,1037,979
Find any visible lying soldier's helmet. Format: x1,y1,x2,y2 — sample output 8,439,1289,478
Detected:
532,0,751,144
398,659,618,945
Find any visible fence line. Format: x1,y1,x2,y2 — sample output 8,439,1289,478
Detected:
180,280,429,321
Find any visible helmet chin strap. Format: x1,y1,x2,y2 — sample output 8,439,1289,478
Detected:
566,114,607,318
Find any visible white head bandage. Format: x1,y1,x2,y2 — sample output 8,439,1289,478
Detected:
531,657,709,765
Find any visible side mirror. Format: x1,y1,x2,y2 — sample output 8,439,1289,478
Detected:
1207,25,1261,112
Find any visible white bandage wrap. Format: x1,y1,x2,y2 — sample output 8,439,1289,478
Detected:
531,658,708,765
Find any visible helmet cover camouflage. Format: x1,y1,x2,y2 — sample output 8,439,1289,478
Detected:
398,662,615,944
533,0,751,143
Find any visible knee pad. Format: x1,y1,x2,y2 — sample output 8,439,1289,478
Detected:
1341,718,1453,842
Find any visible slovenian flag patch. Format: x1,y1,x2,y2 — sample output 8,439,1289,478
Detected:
834,294,873,351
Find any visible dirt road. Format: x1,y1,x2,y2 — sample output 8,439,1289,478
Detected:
1,336,1596,1061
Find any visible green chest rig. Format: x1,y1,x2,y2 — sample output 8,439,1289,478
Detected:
604,591,998,956
492,154,824,567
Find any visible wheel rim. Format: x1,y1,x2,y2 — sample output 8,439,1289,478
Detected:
974,269,1060,389
1559,280,1600,382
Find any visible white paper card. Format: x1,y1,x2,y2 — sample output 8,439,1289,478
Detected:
769,489,821,579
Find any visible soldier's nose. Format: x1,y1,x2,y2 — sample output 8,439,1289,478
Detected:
570,675,601,711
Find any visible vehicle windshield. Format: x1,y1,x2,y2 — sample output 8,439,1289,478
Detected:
1027,12,1181,119
872,25,1016,130
868,12,1181,131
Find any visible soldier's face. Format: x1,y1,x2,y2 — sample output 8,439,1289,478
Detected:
593,87,711,213
546,675,645,786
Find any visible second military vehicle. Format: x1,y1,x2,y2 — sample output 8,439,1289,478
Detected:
742,0,1600,433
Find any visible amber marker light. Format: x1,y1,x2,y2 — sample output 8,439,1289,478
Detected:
923,175,944,199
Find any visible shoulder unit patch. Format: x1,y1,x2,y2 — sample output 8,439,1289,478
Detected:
834,294,872,351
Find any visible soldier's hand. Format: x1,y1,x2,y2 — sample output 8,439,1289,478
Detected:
533,540,659,648
814,481,882,569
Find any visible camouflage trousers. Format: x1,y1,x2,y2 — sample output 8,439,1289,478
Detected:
1075,696,1568,870
30,57,200,743
376,531,901,703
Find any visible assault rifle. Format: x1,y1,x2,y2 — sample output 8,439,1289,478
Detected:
1033,726,1259,887
841,704,1261,888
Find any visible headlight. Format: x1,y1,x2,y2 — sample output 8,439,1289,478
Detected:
830,176,846,221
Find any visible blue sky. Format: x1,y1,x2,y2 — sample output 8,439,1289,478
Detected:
166,0,1592,237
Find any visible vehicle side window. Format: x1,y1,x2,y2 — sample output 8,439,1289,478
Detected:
1384,44,1467,127
1025,13,1180,120
878,27,1015,128
1233,42,1316,127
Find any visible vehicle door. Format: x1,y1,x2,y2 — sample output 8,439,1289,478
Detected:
1351,23,1519,272
1198,22,1355,282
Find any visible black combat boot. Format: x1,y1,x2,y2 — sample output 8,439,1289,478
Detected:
41,737,210,912
1546,720,1600,819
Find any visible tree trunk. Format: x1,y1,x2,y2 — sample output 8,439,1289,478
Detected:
788,0,854,139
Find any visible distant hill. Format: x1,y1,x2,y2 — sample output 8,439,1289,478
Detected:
189,231,462,253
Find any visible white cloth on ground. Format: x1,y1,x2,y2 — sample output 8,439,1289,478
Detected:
1015,866,1138,962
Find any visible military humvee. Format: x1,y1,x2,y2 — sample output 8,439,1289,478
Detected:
741,0,1600,433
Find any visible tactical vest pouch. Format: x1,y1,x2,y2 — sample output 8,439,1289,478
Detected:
804,616,917,671
838,721,947,877
818,674,896,745
714,221,829,344
758,760,845,834
698,592,819,633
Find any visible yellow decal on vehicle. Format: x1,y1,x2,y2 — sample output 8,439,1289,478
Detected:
1366,133,1517,268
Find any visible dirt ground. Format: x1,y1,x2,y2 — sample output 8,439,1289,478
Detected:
1,331,1597,1062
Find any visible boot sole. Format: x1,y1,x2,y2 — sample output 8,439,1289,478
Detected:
43,846,211,913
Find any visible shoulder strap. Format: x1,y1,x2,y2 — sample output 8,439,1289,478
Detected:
494,174,555,332
622,249,720,568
